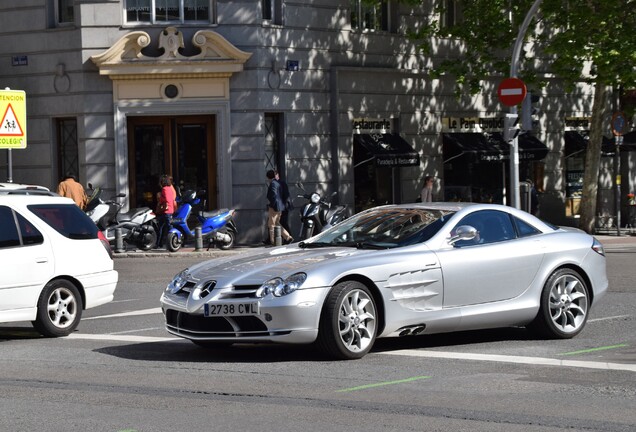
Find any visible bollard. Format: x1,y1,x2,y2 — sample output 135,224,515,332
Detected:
114,228,125,253
194,226,203,251
274,225,282,246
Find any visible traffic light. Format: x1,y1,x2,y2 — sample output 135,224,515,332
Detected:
503,113,520,143
521,92,540,131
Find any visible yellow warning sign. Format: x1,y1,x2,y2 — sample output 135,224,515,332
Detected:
0,89,27,149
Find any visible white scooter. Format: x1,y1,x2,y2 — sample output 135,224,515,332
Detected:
85,185,158,251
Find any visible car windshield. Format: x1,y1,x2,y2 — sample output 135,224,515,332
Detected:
300,207,455,249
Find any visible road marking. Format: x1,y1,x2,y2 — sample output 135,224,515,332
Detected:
588,314,631,323
336,375,431,393
559,343,628,356
83,307,162,320
380,349,636,372
65,333,177,343
110,327,163,335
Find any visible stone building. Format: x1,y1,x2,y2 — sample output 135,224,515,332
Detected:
0,1,632,243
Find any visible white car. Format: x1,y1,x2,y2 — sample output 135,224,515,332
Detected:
0,188,118,336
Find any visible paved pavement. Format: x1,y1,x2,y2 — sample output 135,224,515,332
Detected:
112,233,636,259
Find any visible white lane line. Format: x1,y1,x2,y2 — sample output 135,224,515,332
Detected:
109,327,163,335
83,307,162,320
380,349,636,372
588,314,631,323
109,299,140,304
65,333,178,343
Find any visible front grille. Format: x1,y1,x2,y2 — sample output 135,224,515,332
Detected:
218,285,260,299
165,309,270,337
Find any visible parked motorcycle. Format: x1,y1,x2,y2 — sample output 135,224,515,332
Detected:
165,190,237,252
85,185,158,251
296,184,347,240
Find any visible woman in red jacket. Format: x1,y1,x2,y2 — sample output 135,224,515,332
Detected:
155,174,177,249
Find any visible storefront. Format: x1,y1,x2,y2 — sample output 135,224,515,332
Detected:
442,116,548,205
352,119,420,212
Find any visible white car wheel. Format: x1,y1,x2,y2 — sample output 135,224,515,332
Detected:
318,281,377,360
32,280,83,337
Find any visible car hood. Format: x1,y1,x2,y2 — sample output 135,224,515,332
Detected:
184,245,379,287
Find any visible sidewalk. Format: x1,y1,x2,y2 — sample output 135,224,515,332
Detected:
112,233,636,258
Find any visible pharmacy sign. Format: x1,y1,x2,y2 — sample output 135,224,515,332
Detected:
0,89,27,149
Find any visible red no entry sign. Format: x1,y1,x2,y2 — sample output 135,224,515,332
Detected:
497,77,527,107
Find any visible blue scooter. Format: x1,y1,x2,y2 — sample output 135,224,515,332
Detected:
165,190,238,252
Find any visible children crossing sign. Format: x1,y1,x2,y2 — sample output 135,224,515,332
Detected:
0,89,27,149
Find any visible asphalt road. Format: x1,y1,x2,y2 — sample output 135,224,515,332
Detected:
1,245,635,432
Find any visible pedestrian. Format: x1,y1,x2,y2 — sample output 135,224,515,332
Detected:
57,173,87,209
420,175,434,203
155,174,177,248
275,170,294,236
266,169,293,245
527,179,540,216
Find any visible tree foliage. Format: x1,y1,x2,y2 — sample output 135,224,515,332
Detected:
408,0,636,232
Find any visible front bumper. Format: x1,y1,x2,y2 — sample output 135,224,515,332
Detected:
160,287,330,344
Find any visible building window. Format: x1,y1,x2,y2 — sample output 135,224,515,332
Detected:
350,0,390,32
56,118,79,180
262,0,283,25
440,0,463,28
125,0,215,24
264,113,284,174
49,0,74,26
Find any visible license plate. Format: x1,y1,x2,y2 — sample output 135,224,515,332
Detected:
204,302,260,317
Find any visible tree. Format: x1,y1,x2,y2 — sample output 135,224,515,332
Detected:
410,0,636,232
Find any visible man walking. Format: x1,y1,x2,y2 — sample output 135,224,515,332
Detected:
266,169,293,245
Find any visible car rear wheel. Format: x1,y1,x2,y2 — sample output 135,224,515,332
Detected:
529,268,589,339
317,281,377,360
32,280,83,337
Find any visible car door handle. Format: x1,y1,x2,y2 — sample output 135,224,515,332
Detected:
35,257,49,263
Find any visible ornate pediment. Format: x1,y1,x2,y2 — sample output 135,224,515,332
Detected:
91,27,252,79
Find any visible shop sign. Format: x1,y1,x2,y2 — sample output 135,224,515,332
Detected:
353,118,391,133
443,117,504,132
564,117,590,130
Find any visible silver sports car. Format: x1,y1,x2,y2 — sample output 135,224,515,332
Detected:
160,203,608,359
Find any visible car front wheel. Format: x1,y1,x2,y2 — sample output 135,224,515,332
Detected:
530,268,589,339
317,281,377,360
32,280,83,337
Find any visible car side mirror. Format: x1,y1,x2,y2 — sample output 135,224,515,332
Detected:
449,225,478,245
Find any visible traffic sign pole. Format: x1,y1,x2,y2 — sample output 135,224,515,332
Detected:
507,0,542,209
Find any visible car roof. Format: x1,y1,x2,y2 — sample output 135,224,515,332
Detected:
0,182,51,193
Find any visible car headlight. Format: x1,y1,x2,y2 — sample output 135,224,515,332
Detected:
256,273,307,298
167,268,190,294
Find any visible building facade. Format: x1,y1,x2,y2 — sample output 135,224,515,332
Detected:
0,1,633,243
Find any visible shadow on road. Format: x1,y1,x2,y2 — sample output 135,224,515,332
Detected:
90,326,536,363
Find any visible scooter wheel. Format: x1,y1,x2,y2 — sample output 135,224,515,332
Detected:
218,230,235,250
138,229,157,251
167,232,182,252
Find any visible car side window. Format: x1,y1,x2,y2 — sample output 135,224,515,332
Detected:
453,210,516,247
513,216,541,237
16,212,44,245
0,206,20,248
28,203,97,239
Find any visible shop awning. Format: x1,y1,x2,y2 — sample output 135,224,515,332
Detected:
354,133,420,167
443,132,549,163
564,130,636,156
